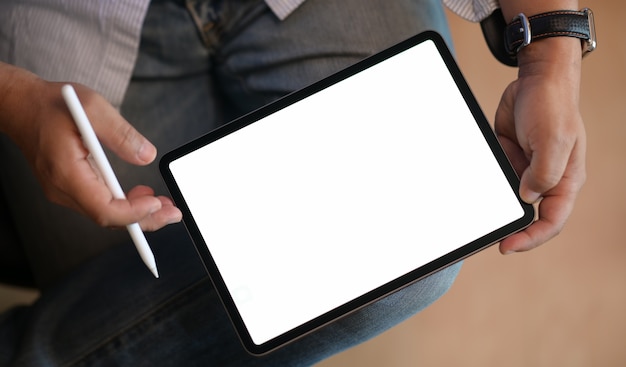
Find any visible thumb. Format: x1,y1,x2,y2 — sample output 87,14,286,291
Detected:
73,85,156,166
99,116,156,166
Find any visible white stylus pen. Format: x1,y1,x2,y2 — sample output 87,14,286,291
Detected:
61,85,159,278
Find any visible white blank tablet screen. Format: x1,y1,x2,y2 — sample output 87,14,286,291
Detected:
168,39,524,346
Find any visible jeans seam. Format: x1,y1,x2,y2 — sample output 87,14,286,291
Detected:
185,0,222,49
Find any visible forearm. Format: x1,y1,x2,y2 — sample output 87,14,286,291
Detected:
0,62,42,142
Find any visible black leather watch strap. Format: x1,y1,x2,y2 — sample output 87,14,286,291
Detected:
480,9,517,66
504,9,596,57
480,8,596,67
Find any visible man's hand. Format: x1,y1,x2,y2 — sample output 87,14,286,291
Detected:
0,64,182,230
494,37,586,253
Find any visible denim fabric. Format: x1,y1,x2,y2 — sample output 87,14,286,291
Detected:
1,225,461,366
0,0,462,365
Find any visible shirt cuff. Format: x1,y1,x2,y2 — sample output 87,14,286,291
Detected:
442,0,500,22
265,0,306,20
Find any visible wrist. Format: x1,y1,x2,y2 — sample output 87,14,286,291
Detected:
517,36,582,78
514,37,582,112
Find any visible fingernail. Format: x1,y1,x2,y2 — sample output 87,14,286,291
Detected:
149,200,162,214
171,210,183,224
521,190,541,204
167,216,182,225
138,142,156,164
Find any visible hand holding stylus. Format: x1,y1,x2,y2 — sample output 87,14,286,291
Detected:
0,64,182,253
62,84,167,277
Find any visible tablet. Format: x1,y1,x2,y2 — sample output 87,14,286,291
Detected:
160,31,534,355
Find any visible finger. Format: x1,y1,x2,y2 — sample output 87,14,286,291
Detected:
499,190,575,253
138,196,183,232
494,82,517,140
100,118,157,166
60,164,163,227
128,186,183,231
494,82,531,178
71,85,156,166
502,135,585,253
519,139,573,204
90,193,163,228
127,185,157,199
497,134,529,178
128,187,184,231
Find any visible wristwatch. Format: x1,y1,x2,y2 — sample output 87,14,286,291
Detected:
480,8,597,67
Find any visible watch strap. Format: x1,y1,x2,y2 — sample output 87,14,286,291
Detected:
480,9,516,66
504,9,596,57
480,8,596,67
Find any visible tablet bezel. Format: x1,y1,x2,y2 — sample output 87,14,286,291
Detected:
160,31,535,355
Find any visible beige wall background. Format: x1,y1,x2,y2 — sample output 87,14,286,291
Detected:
319,1,626,366
1,1,624,366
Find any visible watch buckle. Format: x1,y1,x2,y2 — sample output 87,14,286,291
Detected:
513,13,532,54
582,8,597,56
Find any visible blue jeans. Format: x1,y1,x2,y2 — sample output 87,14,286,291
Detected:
0,0,461,365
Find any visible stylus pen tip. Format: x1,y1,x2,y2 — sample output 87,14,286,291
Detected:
150,266,160,279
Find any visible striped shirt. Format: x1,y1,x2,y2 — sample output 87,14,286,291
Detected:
442,0,499,22
0,0,497,107
266,0,307,20
267,0,499,22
